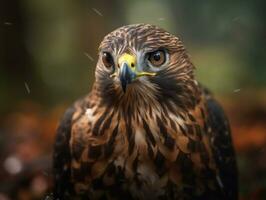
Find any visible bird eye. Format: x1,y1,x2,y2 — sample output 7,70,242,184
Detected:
148,50,166,67
102,52,114,68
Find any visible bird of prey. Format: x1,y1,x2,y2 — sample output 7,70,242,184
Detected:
53,24,238,200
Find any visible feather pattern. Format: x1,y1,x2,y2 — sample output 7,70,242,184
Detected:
53,24,238,200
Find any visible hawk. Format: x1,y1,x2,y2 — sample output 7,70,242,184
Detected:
53,24,238,200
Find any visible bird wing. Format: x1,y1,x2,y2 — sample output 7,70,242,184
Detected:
206,95,238,199
53,106,75,199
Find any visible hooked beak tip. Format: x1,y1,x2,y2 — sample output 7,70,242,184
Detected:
120,62,134,93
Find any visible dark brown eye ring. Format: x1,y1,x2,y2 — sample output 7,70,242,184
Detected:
102,52,114,68
148,50,166,67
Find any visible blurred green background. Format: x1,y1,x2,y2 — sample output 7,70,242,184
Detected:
0,0,266,199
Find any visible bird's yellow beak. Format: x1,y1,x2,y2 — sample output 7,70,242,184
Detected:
118,53,137,73
117,53,156,92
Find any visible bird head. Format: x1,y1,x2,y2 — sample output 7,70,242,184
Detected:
95,24,198,110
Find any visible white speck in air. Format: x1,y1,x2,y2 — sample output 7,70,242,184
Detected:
92,8,103,16
233,88,241,93
4,22,12,26
216,175,224,189
158,18,165,21
24,82,30,94
42,171,49,176
84,52,94,61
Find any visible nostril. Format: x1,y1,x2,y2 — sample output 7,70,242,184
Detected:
131,63,134,67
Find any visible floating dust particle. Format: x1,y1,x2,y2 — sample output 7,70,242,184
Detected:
4,22,12,26
84,52,94,61
42,170,49,177
158,18,165,21
92,8,103,16
24,82,30,94
233,88,241,93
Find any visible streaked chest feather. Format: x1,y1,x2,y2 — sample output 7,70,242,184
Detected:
69,104,218,199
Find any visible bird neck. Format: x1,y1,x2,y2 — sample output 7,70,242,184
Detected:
90,78,201,123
